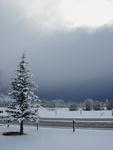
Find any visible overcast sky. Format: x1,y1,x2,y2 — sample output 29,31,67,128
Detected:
0,0,113,101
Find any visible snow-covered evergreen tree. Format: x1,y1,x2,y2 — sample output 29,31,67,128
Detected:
7,53,40,134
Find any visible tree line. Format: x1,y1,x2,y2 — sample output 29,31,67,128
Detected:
40,99,113,111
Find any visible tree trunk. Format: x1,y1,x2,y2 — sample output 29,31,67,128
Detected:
20,120,24,134
37,123,39,130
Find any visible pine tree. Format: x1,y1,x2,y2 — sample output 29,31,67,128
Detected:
7,54,40,134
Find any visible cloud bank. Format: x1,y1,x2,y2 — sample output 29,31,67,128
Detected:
0,0,113,101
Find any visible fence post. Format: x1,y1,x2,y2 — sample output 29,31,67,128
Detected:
73,120,75,132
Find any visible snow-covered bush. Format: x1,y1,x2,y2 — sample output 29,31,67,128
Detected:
83,99,94,111
106,100,113,110
93,101,101,110
69,103,78,111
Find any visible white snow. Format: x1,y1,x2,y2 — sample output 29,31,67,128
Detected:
1,107,113,118
0,125,113,150
38,107,113,118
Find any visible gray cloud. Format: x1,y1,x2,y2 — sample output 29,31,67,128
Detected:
0,1,113,101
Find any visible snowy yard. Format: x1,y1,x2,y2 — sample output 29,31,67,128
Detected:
0,125,113,150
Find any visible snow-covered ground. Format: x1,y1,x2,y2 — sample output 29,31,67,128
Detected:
0,125,113,150
38,107,113,118
1,107,113,118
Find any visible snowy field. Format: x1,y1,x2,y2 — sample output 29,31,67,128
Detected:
0,107,113,118
0,125,113,150
38,107,113,118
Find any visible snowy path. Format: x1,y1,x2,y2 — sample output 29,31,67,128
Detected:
0,125,113,150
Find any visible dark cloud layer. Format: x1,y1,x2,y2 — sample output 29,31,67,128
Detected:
0,1,113,101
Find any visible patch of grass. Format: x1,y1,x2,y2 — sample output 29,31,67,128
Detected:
2,132,26,136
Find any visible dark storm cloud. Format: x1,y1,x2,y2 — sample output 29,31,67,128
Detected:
0,1,113,101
